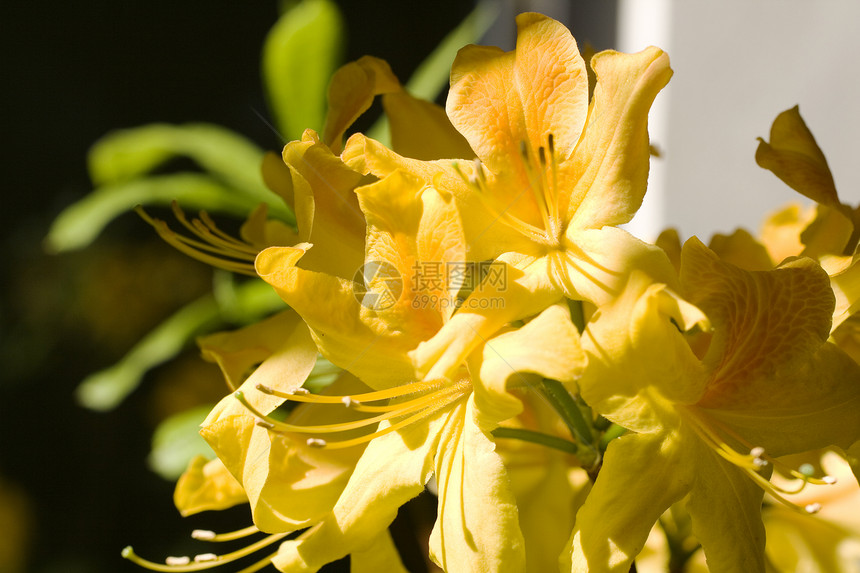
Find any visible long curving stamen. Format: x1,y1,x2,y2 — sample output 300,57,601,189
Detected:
246,379,471,451
122,531,288,572
255,378,451,405
235,383,467,434
681,407,834,513
136,205,259,276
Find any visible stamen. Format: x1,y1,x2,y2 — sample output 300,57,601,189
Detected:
135,205,259,276
192,525,259,543
452,159,553,245
122,531,288,572
166,557,191,566
306,438,327,448
235,382,467,434
681,407,838,513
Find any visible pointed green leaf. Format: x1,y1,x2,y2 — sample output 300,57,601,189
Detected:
262,0,344,141
47,174,257,253
75,279,284,411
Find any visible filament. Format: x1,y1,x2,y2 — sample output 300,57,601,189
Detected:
123,532,288,572
136,204,259,276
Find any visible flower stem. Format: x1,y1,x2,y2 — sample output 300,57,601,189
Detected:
540,379,599,469
491,427,579,454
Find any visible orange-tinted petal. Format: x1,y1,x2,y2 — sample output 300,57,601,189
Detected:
566,46,672,229
755,106,839,207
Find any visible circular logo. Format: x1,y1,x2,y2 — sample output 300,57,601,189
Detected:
353,260,403,310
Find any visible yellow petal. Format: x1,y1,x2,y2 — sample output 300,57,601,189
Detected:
655,227,682,273
239,202,299,249
429,398,526,573
198,310,302,390
681,238,835,411
383,90,474,161
565,432,695,573
412,253,563,381
823,252,860,331
703,341,860,456
174,455,247,517
759,202,814,264
563,226,680,306
203,372,370,533
708,229,773,271
323,56,401,153
755,106,839,207
799,203,856,259
566,46,672,229
281,130,367,278
476,302,586,428
350,530,409,573
580,271,707,432
255,246,416,389
686,438,767,572
271,403,452,571
447,13,588,181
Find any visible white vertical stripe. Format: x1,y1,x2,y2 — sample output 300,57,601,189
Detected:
616,0,673,242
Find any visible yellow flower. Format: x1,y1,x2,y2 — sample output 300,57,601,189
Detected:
565,238,860,572
253,170,585,572
342,13,677,381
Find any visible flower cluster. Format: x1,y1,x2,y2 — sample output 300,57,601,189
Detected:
122,13,860,573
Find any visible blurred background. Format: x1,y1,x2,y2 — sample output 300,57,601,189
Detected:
2,0,859,572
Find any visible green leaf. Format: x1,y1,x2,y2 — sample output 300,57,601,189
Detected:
46,173,257,253
148,405,215,480
262,0,344,141
89,123,268,196
366,0,498,144
75,279,284,411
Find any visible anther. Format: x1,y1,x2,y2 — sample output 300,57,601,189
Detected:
804,503,822,514
165,556,191,566
538,146,547,167
547,133,555,153
341,396,360,408
749,446,765,458
293,388,310,395
306,438,327,448
191,529,216,540
255,418,275,430
255,384,274,395
194,553,218,563
823,475,837,485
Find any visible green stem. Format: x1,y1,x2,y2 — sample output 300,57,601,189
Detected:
540,379,599,469
541,379,594,445
491,427,579,455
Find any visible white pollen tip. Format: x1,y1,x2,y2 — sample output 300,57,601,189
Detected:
753,458,768,469
341,396,359,408
191,529,215,540
255,384,274,394
749,446,766,458
166,556,191,566
823,475,837,485
306,438,327,448
293,387,310,395
804,503,821,514
194,553,218,563
255,418,275,430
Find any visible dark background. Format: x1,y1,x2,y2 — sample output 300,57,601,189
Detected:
0,1,617,571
